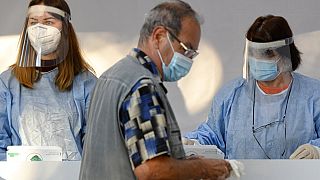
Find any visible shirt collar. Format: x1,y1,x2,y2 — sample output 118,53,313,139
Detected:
129,48,167,93
129,48,160,77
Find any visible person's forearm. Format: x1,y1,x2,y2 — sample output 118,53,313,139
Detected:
177,158,231,179
134,155,231,179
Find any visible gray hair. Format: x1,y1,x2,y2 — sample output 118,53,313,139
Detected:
138,0,203,46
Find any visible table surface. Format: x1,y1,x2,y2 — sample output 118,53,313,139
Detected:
0,160,319,180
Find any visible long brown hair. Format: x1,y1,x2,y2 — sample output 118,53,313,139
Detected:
12,0,94,91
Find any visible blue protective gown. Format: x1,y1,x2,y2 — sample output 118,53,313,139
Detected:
185,72,320,159
0,68,96,160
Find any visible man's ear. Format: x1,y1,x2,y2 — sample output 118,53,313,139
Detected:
151,26,166,49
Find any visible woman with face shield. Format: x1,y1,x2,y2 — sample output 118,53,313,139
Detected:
0,0,97,161
184,15,320,159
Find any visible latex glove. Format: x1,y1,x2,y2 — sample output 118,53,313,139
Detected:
226,160,245,178
290,144,320,159
182,137,200,145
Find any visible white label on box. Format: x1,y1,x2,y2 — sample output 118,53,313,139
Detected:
6,146,62,162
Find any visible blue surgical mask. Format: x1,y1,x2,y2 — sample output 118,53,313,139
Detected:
157,33,193,82
249,57,280,81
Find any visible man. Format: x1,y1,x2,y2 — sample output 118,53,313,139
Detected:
79,1,232,179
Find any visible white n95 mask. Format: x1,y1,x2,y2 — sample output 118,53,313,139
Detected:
27,24,61,55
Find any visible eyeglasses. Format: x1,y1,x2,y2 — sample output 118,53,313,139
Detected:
252,119,286,159
251,80,293,159
164,27,199,59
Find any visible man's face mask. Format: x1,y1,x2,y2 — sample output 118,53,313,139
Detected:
157,32,193,82
249,57,280,81
27,23,61,55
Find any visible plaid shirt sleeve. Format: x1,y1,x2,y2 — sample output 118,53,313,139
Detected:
120,78,170,169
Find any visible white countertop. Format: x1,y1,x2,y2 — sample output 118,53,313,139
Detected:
0,160,319,180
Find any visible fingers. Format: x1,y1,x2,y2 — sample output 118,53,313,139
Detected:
295,149,310,159
182,137,201,145
226,160,245,178
312,146,320,159
182,137,195,145
224,161,232,178
290,144,320,159
290,145,306,159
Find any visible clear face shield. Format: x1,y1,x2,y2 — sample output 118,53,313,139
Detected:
18,5,71,67
243,37,293,82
